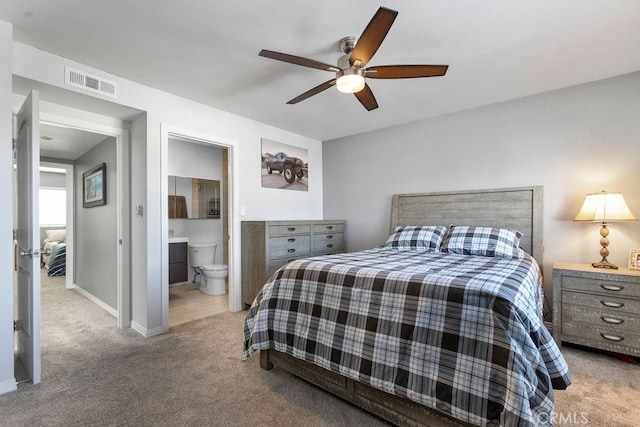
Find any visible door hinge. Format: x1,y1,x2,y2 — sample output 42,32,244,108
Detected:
13,320,19,332
12,138,15,150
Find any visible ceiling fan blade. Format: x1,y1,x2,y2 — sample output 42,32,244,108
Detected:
354,83,378,111
259,49,339,72
350,7,398,67
287,79,337,104
366,64,449,79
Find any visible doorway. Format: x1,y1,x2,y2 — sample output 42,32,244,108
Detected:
13,97,131,383
37,114,129,328
160,125,240,332
167,137,229,327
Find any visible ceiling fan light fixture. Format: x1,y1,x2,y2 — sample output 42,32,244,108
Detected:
336,69,365,94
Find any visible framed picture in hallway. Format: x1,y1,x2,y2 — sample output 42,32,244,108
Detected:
83,163,107,208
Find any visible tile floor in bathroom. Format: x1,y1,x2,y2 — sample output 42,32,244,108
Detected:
168,282,229,328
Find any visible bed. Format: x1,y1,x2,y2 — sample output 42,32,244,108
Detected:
243,186,571,426
42,228,66,276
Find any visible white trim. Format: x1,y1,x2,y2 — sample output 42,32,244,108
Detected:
130,321,163,338
0,379,17,394
72,285,118,318
160,124,242,334
38,113,130,329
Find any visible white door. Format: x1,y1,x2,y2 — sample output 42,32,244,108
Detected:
15,90,41,384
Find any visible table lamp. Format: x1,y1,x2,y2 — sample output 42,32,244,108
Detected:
574,191,637,269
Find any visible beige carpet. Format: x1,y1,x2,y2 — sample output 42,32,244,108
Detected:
1,273,639,426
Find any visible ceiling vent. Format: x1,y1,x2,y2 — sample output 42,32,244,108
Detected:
64,66,118,98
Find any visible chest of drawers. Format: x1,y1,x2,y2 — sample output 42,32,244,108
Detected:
553,262,640,356
241,220,346,307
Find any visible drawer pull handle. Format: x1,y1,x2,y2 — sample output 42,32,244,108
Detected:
601,301,624,308
288,227,296,232
601,316,624,325
326,226,333,230
287,249,296,253
600,333,624,342
326,244,333,248
326,235,333,239
288,238,296,242
600,284,624,292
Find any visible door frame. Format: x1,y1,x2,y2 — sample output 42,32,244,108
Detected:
38,111,130,328
160,124,242,333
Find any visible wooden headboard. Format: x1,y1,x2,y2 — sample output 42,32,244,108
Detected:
391,186,543,264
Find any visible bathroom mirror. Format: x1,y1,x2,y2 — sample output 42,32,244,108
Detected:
168,175,221,219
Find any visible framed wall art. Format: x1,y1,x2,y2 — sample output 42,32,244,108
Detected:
83,163,107,208
261,138,308,191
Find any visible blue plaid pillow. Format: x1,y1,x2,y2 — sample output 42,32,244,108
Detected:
441,226,523,259
384,225,448,251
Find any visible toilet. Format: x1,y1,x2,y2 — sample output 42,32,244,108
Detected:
188,242,228,295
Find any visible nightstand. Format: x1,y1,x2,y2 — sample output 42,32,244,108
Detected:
553,262,640,357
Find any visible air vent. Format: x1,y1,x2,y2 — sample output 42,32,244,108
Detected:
64,66,118,98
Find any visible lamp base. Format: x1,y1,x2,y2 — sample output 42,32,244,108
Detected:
592,259,619,269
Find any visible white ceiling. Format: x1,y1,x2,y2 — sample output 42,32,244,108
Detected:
2,1,640,141
40,123,110,160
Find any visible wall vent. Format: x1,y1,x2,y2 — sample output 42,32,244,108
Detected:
64,66,118,98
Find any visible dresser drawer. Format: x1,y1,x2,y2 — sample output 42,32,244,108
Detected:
313,223,345,234
313,232,344,253
562,290,640,314
269,235,311,259
269,224,311,237
562,322,640,351
562,304,640,334
561,275,640,298
268,258,301,277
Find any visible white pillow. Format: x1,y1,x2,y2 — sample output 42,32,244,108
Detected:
46,229,66,242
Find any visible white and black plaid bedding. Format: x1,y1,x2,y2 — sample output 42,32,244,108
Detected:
243,248,571,426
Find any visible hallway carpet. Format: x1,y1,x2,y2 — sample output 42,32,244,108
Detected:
1,274,639,426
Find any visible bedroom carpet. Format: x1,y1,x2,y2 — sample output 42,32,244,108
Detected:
1,275,639,426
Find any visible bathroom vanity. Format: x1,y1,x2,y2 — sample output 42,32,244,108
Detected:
168,237,189,284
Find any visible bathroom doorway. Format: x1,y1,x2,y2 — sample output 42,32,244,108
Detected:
160,125,239,332
167,138,229,327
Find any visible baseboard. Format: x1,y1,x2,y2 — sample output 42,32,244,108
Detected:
130,321,164,338
72,285,118,318
0,378,17,395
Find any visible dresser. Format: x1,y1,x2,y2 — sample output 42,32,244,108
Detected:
553,262,640,357
241,220,346,308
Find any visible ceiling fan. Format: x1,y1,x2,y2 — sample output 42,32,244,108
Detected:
259,6,448,111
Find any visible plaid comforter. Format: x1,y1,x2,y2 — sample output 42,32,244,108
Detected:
243,248,571,426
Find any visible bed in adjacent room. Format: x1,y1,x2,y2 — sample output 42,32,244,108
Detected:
243,186,571,426
42,228,66,276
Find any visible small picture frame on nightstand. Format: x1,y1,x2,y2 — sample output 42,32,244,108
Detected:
628,248,640,270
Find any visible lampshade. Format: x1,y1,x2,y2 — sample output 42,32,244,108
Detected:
574,191,637,222
574,191,636,269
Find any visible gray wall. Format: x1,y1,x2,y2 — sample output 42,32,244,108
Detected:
323,71,640,299
75,137,117,309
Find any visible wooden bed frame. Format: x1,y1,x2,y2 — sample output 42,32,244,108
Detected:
259,186,544,426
